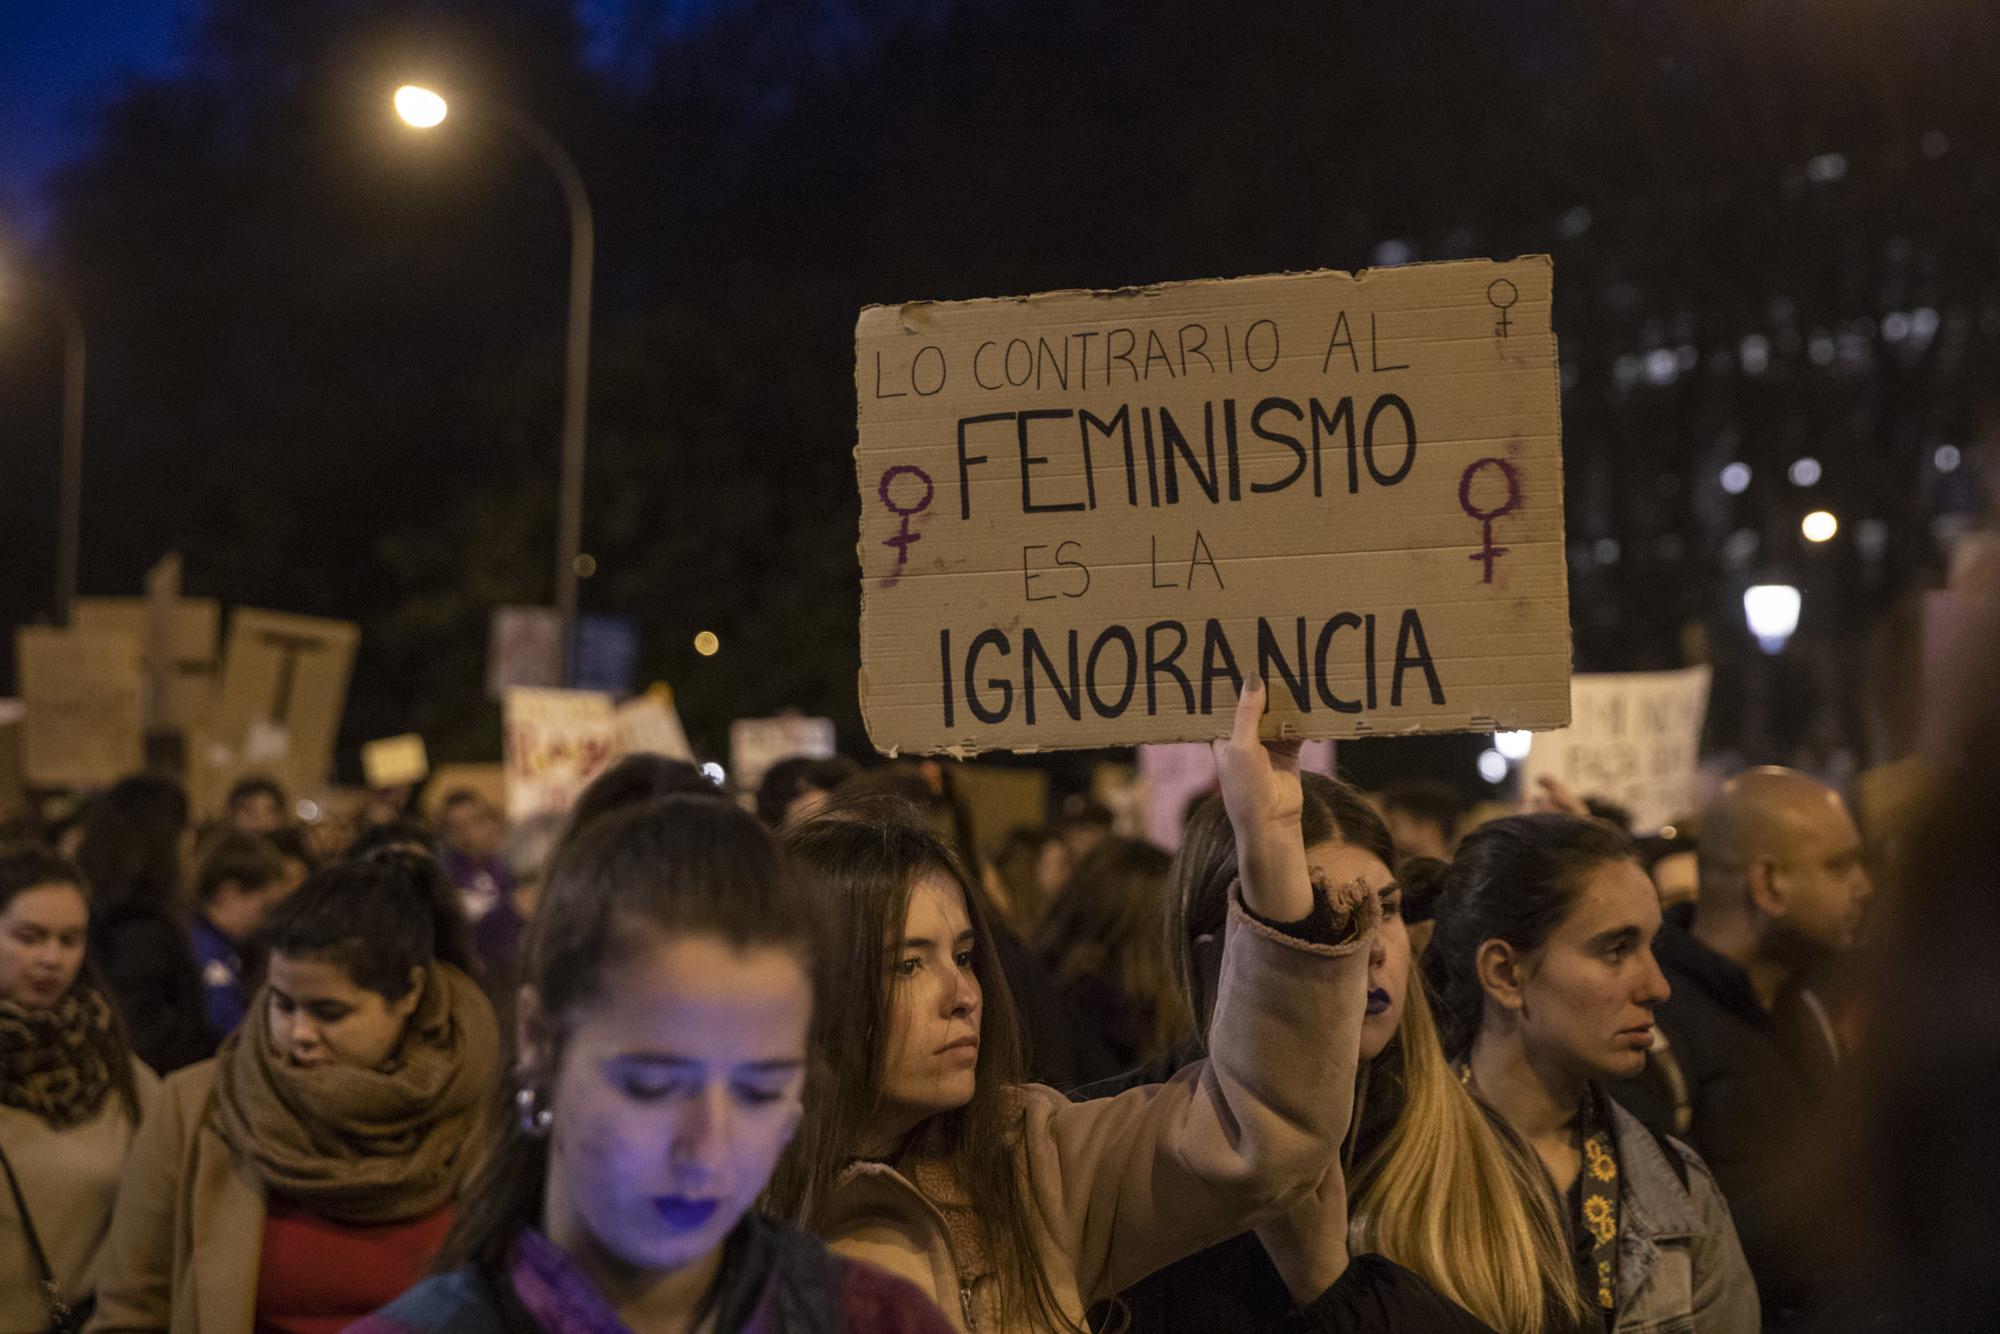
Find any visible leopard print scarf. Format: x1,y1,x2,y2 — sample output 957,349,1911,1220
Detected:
0,988,121,1129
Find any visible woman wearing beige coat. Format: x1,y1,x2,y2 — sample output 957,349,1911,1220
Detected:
0,846,159,1333
776,681,1378,1331
90,853,496,1333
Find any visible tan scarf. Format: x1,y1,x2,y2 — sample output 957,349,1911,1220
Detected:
0,987,122,1129
211,962,497,1224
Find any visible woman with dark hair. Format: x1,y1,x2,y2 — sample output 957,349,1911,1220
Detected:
756,755,861,829
832,764,1119,1091
1422,814,1758,1331
0,845,157,1332
91,851,496,1331
564,755,725,840
773,681,1378,1332
982,825,1068,935
77,774,213,1074
1031,838,1178,1068
357,796,954,1332
1110,774,1583,1333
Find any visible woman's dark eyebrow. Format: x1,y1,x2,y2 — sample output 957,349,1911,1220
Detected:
891,928,976,954
610,1054,805,1074
1589,925,1643,949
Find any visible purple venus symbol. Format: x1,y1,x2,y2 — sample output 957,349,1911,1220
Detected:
1458,457,1523,583
879,464,934,568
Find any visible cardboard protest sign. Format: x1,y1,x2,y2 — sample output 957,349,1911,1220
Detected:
74,587,221,736
194,610,359,813
1138,739,1337,850
1518,666,1712,834
361,734,431,790
504,687,617,820
614,691,695,762
15,627,146,789
729,715,837,794
855,258,1569,756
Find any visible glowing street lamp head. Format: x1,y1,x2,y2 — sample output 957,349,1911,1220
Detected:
1801,510,1839,544
394,85,448,129
1744,583,1802,654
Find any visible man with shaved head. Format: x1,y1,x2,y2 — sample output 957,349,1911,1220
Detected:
1616,765,1872,1324
1693,767,1872,1007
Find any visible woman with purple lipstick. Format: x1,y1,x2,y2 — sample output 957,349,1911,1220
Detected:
1424,815,1759,1332
353,796,954,1334
1108,775,1585,1333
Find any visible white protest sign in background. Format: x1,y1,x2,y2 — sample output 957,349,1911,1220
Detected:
1517,666,1712,834
503,687,617,821
729,716,837,794
1138,739,1336,851
614,691,696,762
855,257,1570,756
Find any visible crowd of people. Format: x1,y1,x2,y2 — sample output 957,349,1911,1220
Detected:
0,676,1967,1332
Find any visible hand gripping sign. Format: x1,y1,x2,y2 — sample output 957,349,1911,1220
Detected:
855,257,1571,756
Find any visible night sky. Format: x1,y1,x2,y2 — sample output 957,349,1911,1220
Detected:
1,2,200,235
0,0,648,237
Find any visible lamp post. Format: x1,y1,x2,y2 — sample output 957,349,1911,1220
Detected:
4,270,87,625
394,85,594,683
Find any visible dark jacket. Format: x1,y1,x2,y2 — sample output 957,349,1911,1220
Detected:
349,1215,954,1334
1108,1232,1495,1334
1610,923,1811,1322
989,920,1122,1090
92,904,216,1075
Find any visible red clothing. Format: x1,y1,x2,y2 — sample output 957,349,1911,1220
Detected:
255,1199,454,1334
827,1258,958,1333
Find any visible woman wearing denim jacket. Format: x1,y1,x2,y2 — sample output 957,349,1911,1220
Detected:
1422,814,1759,1333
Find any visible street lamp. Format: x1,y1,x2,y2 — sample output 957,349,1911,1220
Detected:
2,269,87,624
394,84,594,683
1743,583,1801,654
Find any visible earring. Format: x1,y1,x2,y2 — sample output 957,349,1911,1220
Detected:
515,1085,553,1138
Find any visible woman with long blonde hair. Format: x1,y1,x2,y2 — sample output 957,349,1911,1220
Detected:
1105,772,1590,1332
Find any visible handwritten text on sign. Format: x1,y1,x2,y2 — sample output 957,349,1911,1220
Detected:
856,259,1570,755
1518,666,1712,834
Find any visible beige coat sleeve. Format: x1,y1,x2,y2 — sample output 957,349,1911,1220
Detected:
87,1067,192,1332
1021,885,1378,1303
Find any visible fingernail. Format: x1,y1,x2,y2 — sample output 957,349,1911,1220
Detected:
1246,674,1264,692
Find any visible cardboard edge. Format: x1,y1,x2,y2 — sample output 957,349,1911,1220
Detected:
854,254,1557,333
